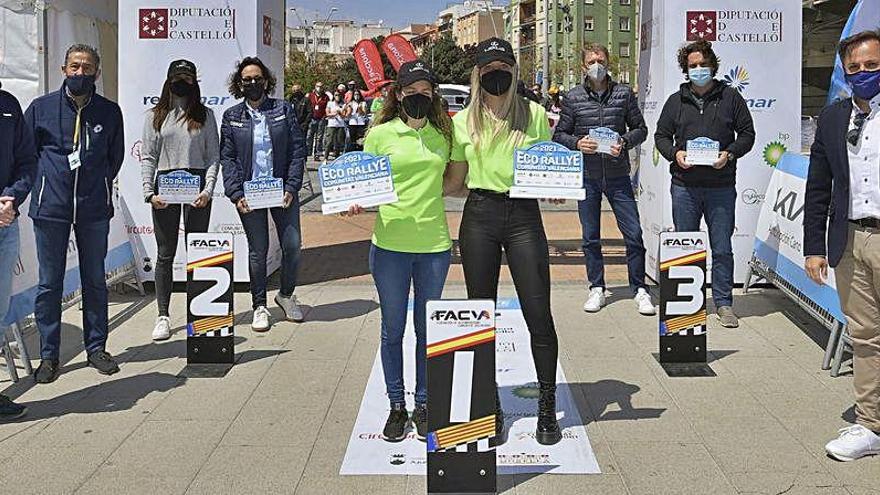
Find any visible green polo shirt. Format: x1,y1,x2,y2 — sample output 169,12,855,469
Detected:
363,118,452,253
450,100,551,192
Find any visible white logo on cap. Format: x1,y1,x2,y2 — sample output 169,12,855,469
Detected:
485,40,505,53
410,62,429,73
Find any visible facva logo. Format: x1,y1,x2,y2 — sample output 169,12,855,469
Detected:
687,11,717,41
723,66,750,92
430,309,492,322
763,141,787,167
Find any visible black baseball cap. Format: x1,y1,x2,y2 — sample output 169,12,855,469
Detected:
167,59,197,79
397,60,436,87
476,37,516,68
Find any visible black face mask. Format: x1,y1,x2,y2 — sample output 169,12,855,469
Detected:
401,93,432,120
170,80,194,97
243,83,265,102
66,74,96,97
480,70,513,96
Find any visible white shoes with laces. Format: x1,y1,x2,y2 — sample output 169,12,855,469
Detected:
152,316,171,341
825,424,880,462
252,306,272,332
583,287,606,313
634,288,657,316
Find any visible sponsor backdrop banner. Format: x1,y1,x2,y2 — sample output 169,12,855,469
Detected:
340,298,601,476
117,0,285,282
753,153,846,324
637,0,802,283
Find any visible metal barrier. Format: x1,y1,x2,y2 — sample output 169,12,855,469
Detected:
744,256,848,375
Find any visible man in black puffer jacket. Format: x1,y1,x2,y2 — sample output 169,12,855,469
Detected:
553,43,653,317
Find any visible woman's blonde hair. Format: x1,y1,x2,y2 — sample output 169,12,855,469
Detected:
466,64,531,151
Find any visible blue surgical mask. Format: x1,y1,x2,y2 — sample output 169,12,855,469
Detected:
688,67,713,87
846,69,880,101
66,74,96,97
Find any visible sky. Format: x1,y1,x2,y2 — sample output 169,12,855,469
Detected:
286,0,506,31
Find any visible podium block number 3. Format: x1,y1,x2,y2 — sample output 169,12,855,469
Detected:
191,267,230,316
667,265,704,316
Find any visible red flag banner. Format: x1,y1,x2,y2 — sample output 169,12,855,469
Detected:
354,39,387,93
381,34,418,71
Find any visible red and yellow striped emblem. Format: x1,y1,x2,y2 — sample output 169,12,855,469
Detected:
190,313,234,335
664,310,707,333
426,328,495,358
432,414,496,450
660,251,707,271
186,252,233,272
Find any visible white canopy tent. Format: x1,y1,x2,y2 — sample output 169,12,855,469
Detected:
0,0,117,106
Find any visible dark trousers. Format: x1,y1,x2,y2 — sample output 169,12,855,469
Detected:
152,202,211,317
238,200,301,309
578,175,648,295
347,124,366,152
458,190,558,383
34,219,109,360
323,126,346,159
671,184,736,308
306,118,326,156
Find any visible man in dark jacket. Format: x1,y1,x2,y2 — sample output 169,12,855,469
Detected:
288,83,310,136
654,39,755,328
553,43,653,316
0,84,36,419
804,30,880,462
25,44,125,383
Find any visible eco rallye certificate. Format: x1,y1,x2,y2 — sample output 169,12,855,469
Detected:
509,141,586,200
319,152,398,215
686,137,721,166
158,170,201,204
588,127,620,155
244,177,285,210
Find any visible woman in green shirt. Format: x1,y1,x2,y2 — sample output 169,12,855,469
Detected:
345,61,453,442
445,37,562,446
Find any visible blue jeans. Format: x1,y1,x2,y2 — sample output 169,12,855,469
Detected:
0,220,20,323
239,201,301,309
34,219,109,360
670,184,736,308
577,175,648,295
369,244,451,406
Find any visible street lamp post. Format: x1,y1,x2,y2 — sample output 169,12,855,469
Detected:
314,7,338,61
289,8,310,61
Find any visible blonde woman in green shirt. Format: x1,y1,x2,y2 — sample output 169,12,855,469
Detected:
345,61,454,442
445,37,562,446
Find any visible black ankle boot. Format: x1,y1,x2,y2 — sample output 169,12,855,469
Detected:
536,382,562,445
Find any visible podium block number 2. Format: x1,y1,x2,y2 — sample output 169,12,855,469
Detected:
190,267,230,316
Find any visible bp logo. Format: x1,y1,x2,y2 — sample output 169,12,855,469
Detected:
512,383,540,400
763,141,787,167
652,146,660,167
723,66,750,93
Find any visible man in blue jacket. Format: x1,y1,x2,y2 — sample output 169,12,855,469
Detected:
804,29,880,462
24,44,125,383
0,83,36,419
553,42,653,316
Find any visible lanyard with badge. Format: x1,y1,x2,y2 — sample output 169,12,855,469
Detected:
68,108,83,170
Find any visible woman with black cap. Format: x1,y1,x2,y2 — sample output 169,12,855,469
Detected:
343,60,454,442
141,59,219,341
445,37,562,445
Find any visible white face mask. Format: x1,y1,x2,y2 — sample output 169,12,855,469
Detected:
586,62,607,82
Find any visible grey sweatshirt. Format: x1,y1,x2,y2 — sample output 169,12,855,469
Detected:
141,101,220,201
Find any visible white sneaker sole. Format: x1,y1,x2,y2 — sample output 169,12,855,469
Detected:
826,448,880,462
638,307,657,316
151,333,170,342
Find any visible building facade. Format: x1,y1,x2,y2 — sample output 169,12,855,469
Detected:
455,8,506,47
509,0,639,90
287,20,392,60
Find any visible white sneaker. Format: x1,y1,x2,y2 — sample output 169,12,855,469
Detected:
152,316,171,341
275,293,304,322
252,306,272,332
825,424,880,461
634,288,656,316
583,287,606,313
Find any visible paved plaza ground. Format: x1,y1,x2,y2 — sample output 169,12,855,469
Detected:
0,208,877,494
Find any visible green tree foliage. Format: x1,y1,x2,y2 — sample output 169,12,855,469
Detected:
424,34,474,85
